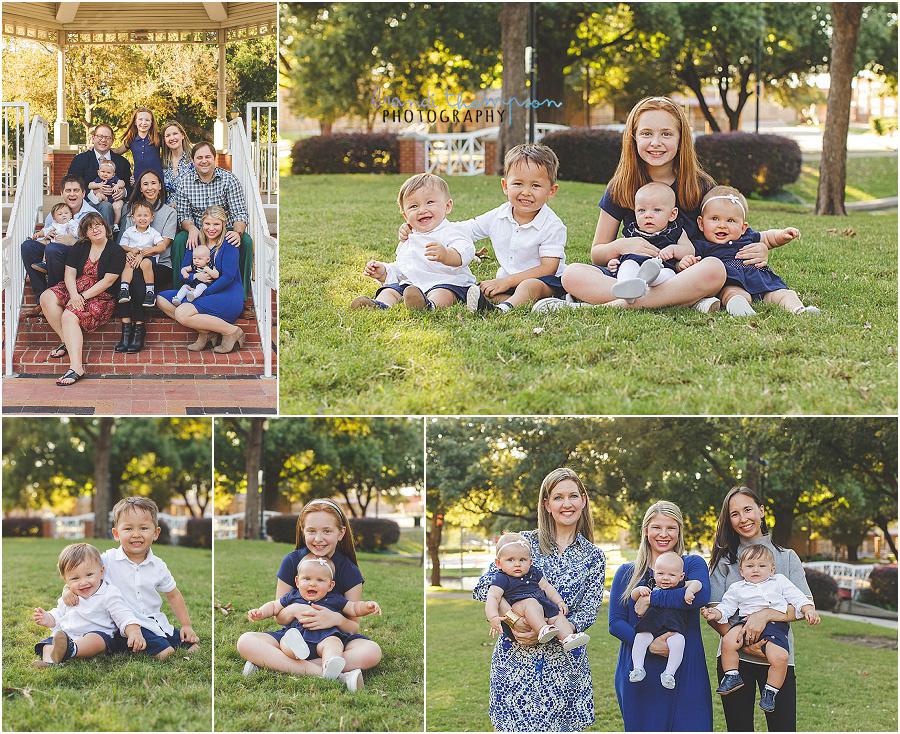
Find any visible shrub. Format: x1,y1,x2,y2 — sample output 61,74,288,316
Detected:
180,517,212,549
266,514,299,545
291,133,399,175
2,517,42,537
541,128,622,184
695,132,802,197
804,568,839,611
860,565,898,610
871,117,898,136
349,516,401,551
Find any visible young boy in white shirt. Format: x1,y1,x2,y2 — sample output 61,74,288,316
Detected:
60,497,199,660
462,143,567,314
351,173,476,312
702,544,819,712
32,542,144,668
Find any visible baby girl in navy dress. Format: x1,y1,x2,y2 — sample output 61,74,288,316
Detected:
628,551,703,690
679,185,820,317
247,556,381,680
484,532,590,651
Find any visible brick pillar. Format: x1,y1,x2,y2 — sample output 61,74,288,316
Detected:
398,134,427,174
237,518,244,539
41,519,54,538
483,138,498,176
48,148,78,193
216,153,232,171
83,519,94,539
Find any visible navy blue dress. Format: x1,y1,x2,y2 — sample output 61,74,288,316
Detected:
619,219,683,271
609,556,713,732
633,580,689,637
474,531,606,732
491,567,559,619
158,242,243,322
693,228,788,299
128,135,164,183
264,589,350,656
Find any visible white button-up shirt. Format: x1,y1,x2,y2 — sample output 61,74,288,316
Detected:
384,218,476,290
460,202,567,278
119,226,164,251
715,573,811,620
48,579,140,637
100,547,177,636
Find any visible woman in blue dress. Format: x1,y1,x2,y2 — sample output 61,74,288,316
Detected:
473,468,606,732
608,500,713,731
155,205,246,353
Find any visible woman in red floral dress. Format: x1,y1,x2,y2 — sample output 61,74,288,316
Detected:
39,213,126,385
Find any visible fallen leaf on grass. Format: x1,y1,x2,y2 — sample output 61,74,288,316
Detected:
858,669,870,676
5,686,34,704
863,322,872,329
831,271,837,279
748,322,759,330
858,386,870,399
532,327,544,335
474,247,492,260
142,678,152,695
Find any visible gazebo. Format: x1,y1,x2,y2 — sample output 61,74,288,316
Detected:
1,2,277,384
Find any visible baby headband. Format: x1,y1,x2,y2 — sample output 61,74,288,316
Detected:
297,556,334,578
701,194,746,217
497,539,530,554
307,499,344,517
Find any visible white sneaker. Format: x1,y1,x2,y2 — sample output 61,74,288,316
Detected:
321,655,345,680
794,305,821,315
282,628,310,660
629,667,646,683
725,295,756,317
242,660,259,676
338,668,364,692
610,277,649,300
561,631,590,651
660,672,676,689
692,296,721,314
533,297,588,313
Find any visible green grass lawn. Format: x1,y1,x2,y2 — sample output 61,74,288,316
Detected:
213,540,424,732
784,155,899,204
2,538,211,732
280,174,897,415
425,596,897,732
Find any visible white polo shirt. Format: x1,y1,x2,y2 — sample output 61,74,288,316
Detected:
459,202,567,278
715,573,811,620
383,218,476,290
48,579,140,637
100,547,178,636
119,225,164,251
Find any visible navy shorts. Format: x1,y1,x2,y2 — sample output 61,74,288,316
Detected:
730,619,790,653
34,629,114,657
111,626,194,656
376,282,468,302
590,264,613,277
498,274,565,298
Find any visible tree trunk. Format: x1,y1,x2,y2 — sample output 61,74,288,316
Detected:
679,61,721,132
92,418,114,539
816,3,862,215
873,514,898,557
427,505,445,587
536,43,567,125
243,418,265,540
768,501,794,547
499,3,528,170
846,543,860,562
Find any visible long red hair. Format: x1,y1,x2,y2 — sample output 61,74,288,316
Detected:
294,499,359,568
121,107,160,149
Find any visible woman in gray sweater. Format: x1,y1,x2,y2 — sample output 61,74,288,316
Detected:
705,486,813,732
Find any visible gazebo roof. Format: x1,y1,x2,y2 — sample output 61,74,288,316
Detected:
2,2,275,44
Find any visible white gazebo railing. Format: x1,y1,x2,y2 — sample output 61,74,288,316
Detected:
227,117,277,378
2,102,29,207
246,102,278,205
425,123,569,176
2,116,47,377
214,510,280,539
804,561,874,599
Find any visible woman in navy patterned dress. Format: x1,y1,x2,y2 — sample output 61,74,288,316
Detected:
608,501,713,731
473,468,606,732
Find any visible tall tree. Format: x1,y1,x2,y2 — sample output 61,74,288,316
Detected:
242,418,266,540
816,3,863,215
498,3,529,168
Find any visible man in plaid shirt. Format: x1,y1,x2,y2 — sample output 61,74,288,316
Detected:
171,141,252,297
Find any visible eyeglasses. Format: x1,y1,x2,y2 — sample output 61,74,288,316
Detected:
94,134,113,141
88,223,106,230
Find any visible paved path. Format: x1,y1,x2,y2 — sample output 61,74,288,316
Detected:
820,609,898,630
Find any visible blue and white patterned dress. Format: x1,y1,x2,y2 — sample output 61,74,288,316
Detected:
473,531,606,732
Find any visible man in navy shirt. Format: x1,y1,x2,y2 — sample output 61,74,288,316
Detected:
67,124,131,227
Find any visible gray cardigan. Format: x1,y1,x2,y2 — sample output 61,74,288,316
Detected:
708,535,812,666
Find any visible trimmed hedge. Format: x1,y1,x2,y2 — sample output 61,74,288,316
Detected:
804,568,839,611
180,517,212,549
695,132,801,197
349,516,400,551
266,514,299,545
291,133,399,175
2,517,43,537
860,564,898,610
541,128,622,185
156,518,172,546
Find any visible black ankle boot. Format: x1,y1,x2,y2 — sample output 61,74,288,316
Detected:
115,322,133,353
126,322,145,353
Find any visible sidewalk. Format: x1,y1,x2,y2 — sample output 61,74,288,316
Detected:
819,609,898,630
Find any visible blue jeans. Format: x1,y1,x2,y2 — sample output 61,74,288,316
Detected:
21,238,68,298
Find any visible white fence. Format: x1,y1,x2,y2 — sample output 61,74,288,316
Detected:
2,102,29,206
246,102,278,205
46,512,193,541
425,123,569,176
804,561,874,599
227,118,277,378
215,511,280,540
2,116,47,376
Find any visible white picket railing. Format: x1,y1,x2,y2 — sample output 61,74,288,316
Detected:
804,561,874,599
227,118,277,378
425,123,569,176
215,510,280,539
2,116,47,377
246,102,278,205
2,102,30,207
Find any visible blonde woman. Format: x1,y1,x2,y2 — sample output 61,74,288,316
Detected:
472,468,606,732
608,501,712,731
160,120,193,196
155,205,245,352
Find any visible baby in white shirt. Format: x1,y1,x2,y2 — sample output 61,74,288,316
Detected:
351,173,475,312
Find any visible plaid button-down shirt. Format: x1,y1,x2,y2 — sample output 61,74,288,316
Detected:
173,166,248,231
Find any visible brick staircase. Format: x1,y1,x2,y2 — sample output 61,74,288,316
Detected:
12,289,276,377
